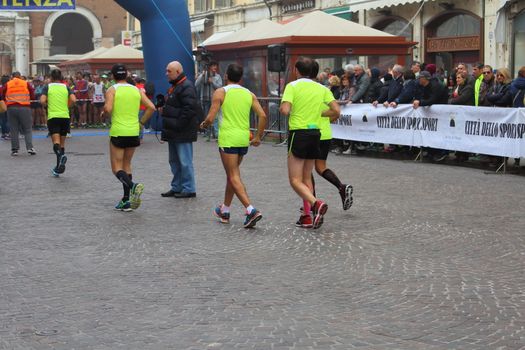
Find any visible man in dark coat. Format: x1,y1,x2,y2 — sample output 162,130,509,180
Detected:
413,70,448,108
161,61,199,198
414,70,449,162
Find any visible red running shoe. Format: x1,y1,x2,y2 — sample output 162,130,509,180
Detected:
312,200,328,229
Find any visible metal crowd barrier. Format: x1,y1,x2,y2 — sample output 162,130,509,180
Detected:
251,97,287,142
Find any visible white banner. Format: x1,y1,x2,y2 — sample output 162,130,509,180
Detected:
331,104,525,158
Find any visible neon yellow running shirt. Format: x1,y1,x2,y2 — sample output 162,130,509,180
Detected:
109,83,141,137
218,84,253,148
318,85,335,140
281,78,335,130
45,83,71,120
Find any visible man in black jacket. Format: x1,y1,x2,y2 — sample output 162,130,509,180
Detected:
413,70,448,108
160,61,199,198
413,70,449,162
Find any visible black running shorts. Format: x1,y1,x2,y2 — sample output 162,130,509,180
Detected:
220,146,249,156
110,136,140,148
47,118,70,136
318,139,331,160
287,129,321,159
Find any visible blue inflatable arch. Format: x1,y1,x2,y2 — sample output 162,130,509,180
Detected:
114,0,195,94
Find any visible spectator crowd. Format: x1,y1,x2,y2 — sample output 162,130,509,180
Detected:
0,71,155,141
318,61,525,166
2,61,525,168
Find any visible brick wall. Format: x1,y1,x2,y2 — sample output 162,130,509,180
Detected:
29,0,126,45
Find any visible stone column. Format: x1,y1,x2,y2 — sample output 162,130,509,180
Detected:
14,15,30,76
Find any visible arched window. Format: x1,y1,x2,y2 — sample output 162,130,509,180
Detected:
50,13,93,55
425,11,482,74
373,17,413,41
371,17,412,69
514,10,525,75
435,14,480,37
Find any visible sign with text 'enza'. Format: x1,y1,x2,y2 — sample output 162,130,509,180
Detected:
0,0,75,11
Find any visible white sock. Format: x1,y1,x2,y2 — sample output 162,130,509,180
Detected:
221,204,230,213
246,204,254,213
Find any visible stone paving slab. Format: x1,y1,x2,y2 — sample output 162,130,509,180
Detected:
0,131,524,349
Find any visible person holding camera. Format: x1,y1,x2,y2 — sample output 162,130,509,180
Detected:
195,60,222,139
160,61,199,199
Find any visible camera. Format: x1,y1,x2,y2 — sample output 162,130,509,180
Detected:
155,94,165,108
194,46,212,64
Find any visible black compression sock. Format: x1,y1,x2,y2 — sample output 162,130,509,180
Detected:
123,174,132,201
61,147,65,155
116,170,133,189
322,168,343,191
53,143,61,167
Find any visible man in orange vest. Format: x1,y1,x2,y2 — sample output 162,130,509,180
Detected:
1,72,36,156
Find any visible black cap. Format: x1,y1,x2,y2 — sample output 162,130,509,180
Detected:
419,70,432,79
111,64,127,77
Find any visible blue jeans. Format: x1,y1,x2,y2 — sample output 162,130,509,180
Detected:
168,141,196,193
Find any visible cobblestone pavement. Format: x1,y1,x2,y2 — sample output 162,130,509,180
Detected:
1,131,524,350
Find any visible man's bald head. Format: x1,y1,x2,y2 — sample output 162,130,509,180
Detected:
166,61,183,81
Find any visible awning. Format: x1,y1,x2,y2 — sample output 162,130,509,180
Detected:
200,31,235,47
324,6,352,20
349,0,432,12
191,18,207,33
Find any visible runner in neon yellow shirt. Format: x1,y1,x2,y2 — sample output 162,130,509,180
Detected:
200,63,267,228
104,64,155,212
280,57,340,229
310,61,353,214
40,69,76,177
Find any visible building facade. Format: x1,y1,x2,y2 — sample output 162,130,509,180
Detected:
0,0,127,76
188,0,525,75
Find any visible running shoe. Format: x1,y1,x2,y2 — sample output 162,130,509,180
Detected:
340,184,354,211
312,200,328,229
56,154,67,174
27,148,36,155
11,150,18,156
114,200,132,212
244,208,262,228
129,183,144,209
214,206,230,224
295,214,313,228
51,167,59,177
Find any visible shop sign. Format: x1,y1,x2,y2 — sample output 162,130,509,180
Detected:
427,36,480,52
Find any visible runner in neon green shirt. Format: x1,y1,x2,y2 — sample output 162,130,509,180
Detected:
104,64,155,212
310,61,354,213
40,69,76,177
200,63,267,228
280,56,340,229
